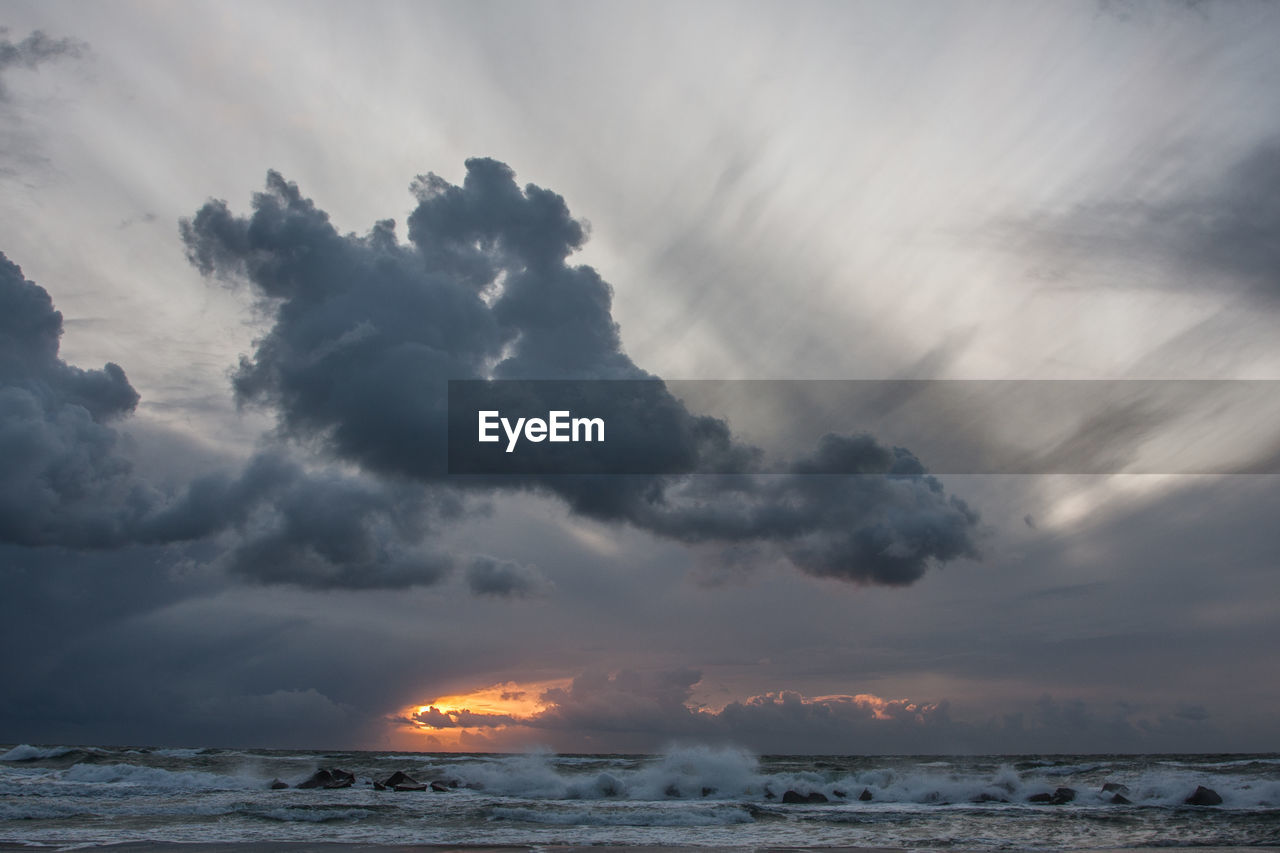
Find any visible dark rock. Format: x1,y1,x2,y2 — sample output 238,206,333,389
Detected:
394,783,427,792
381,771,419,789
665,784,682,798
782,790,828,804
859,788,873,802
701,786,716,797
268,778,288,790
325,768,355,789
973,793,1008,803
296,769,334,789
1111,793,1132,805
1102,782,1130,794
430,781,450,793
763,788,776,800
1052,787,1077,804
1185,785,1223,806
832,789,847,799
1028,792,1054,803
373,782,386,791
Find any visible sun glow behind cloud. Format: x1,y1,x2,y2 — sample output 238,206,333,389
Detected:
398,679,571,749
395,673,944,753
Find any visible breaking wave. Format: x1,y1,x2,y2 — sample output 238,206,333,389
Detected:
2,745,1277,848
1,744,87,762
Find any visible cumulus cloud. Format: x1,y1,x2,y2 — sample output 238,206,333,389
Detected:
0,251,146,547
180,159,980,586
0,251,463,589
1,159,981,590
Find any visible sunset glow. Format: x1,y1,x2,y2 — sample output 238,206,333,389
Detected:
399,679,571,749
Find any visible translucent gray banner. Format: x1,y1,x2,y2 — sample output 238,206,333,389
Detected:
447,380,1280,475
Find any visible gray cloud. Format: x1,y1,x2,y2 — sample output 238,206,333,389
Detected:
1023,137,1280,303
467,555,550,598
190,458,463,590
0,251,146,547
180,159,980,586
0,27,86,100
0,543,456,748
0,250,463,590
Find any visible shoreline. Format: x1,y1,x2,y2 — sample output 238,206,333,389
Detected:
3,846,1280,853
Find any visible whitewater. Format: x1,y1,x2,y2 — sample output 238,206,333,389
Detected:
2,744,1278,848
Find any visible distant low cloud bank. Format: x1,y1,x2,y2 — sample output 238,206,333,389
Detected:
401,668,1217,755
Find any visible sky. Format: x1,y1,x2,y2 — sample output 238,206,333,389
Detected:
2,0,1279,754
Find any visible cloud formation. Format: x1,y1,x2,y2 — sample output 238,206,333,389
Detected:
2,159,979,589
0,251,462,589
180,159,980,586
0,251,145,547
1024,137,1280,303
467,555,551,598
0,28,86,100
404,668,1217,755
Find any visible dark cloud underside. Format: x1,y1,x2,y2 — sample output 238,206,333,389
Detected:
180,159,980,587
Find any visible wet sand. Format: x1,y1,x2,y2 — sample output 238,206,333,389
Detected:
0,840,1274,845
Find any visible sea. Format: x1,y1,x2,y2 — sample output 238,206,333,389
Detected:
2,744,1279,849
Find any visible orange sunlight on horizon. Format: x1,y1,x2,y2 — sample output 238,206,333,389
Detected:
396,679,570,751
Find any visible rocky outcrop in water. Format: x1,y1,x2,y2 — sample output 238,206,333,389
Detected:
380,771,418,788
1185,785,1223,806
782,790,829,804
295,768,355,789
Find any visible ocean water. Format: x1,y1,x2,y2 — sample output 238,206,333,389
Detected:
2,744,1279,848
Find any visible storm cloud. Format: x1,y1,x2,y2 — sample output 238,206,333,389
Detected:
0,250,145,547
0,250,463,589
180,159,980,586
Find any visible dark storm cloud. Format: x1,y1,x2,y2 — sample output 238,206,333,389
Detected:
0,250,461,589
0,28,85,100
165,456,463,590
0,543,467,748
1023,138,1280,302
180,159,980,586
0,251,146,547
